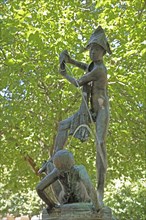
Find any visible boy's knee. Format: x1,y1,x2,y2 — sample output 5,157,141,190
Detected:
36,184,39,192
98,98,104,109
58,119,70,130
36,183,43,192
58,121,64,129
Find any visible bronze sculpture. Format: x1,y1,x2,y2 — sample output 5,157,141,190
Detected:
36,26,112,217
54,26,112,206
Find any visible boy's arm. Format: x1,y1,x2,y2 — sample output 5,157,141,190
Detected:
79,165,100,211
60,50,88,71
69,58,88,71
36,168,59,191
78,66,104,86
60,58,105,88
59,67,79,87
59,66,101,87
36,168,60,207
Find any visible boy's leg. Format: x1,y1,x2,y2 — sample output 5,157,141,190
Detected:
95,106,109,205
54,116,72,153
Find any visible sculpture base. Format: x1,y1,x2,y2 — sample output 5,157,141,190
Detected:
42,203,115,220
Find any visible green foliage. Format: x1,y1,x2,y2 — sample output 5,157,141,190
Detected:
105,178,145,219
0,187,42,216
0,0,145,218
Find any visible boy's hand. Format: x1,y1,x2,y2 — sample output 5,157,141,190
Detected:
59,64,67,76
59,50,71,64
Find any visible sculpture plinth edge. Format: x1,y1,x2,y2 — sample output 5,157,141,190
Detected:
42,203,116,220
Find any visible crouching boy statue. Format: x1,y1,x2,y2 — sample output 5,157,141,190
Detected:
36,150,100,213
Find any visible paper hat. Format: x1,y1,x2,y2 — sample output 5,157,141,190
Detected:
86,26,112,54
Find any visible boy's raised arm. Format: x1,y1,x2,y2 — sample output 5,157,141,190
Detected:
69,58,88,71
60,50,88,71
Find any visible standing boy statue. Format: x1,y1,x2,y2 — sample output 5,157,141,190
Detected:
54,26,112,206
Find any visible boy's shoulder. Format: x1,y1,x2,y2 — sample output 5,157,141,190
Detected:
88,61,106,73
74,164,86,169
74,165,87,173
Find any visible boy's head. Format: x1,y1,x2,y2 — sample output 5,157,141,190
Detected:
53,150,75,171
86,26,112,55
89,43,105,61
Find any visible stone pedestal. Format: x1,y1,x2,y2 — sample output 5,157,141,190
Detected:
42,203,115,220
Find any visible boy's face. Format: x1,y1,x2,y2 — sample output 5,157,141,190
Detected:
59,168,72,177
89,43,105,61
